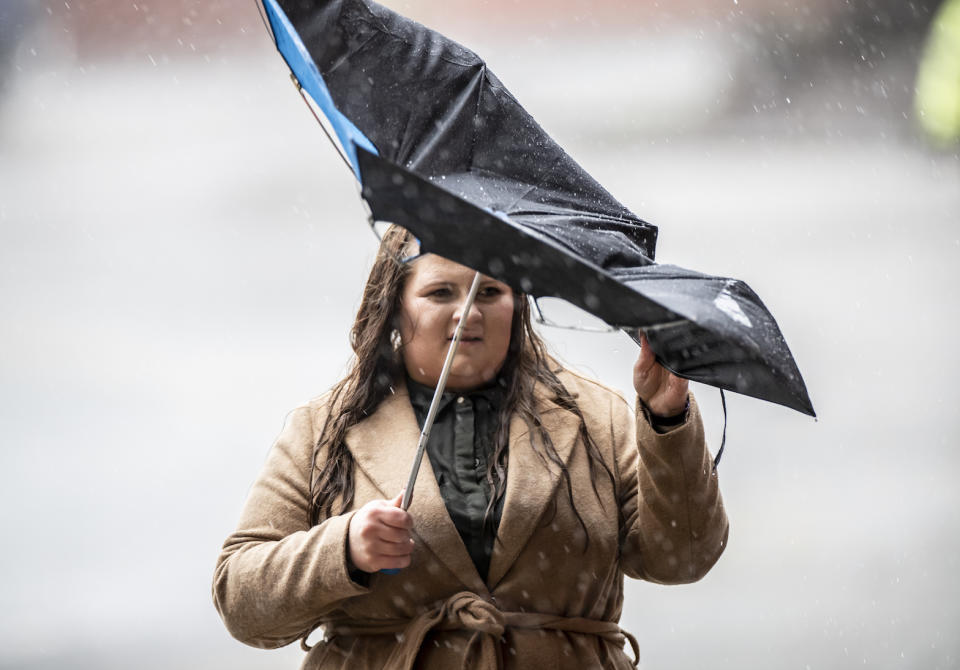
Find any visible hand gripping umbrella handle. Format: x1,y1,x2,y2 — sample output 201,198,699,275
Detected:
381,271,483,575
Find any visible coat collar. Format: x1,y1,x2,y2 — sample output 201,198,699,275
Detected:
344,378,580,592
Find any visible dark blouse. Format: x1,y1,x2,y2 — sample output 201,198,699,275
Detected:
406,377,506,581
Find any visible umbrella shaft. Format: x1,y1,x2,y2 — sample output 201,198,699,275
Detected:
400,271,483,511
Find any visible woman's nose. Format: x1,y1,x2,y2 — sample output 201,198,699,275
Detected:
454,300,483,325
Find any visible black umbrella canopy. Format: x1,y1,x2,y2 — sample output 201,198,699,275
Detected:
264,0,815,417
274,0,658,260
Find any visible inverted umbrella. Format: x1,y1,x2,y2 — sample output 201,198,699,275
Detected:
256,0,815,420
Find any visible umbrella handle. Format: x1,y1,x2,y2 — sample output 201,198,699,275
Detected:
378,272,483,576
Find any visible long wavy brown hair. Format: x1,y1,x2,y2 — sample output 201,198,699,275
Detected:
308,226,614,547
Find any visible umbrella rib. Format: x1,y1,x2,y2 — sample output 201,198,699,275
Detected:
296,84,357,178
399,271,483,511
254,1,273,42
641,318,690,333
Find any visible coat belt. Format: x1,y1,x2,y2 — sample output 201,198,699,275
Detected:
303,591,640,670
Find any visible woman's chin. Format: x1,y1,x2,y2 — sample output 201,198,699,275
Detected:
406,351,503,391
446,364,495,391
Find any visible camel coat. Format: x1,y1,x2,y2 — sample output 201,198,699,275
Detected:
213,367,728,669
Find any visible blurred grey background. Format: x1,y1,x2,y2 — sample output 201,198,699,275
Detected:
1,0,958,668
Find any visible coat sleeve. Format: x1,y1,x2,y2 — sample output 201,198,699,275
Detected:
614,392,729,584
212,404,370,649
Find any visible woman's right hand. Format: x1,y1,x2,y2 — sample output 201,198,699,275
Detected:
347,492,415,573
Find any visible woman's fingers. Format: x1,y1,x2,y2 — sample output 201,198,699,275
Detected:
632,332,661,397
376,503,414,530
376,537,416,556
348,495,416,572
374,524,413,544
633,330,689,417
636,332,655,367
358,512,414,543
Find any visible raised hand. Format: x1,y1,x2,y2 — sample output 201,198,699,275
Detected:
632,332,689,418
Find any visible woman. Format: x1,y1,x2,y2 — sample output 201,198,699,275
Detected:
213,226,728,669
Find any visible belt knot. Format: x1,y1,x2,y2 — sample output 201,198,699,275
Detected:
436,592,505,637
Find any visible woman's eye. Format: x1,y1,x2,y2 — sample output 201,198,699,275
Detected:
425,285,503,299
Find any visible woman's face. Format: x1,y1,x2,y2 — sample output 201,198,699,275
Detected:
398,254,514,391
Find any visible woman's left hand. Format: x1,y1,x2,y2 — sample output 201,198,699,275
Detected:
633,332,689,418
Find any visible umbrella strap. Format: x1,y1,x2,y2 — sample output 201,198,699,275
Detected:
712,389,727,472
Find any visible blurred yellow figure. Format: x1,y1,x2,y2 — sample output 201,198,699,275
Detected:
916,0,960,145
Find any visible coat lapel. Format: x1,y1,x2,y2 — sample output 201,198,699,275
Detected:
345,385,489,595
487,390,580,589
